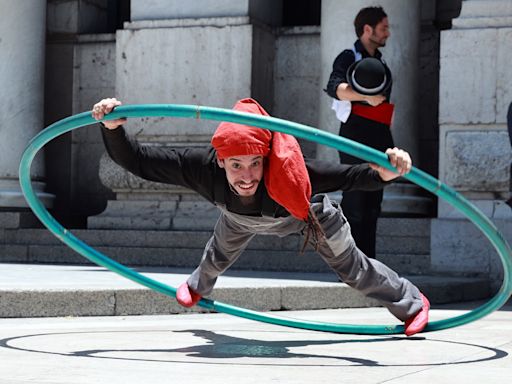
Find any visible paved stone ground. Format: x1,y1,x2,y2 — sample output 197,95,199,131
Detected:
0,300,510,384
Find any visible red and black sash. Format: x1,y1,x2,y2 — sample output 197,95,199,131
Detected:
351,102,394,126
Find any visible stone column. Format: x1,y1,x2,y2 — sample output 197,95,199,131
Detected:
90,0,282,230
431,0,512,290
45,0,116,224
0,1,53,214
319,0,429,215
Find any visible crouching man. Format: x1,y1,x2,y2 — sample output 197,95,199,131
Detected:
93,97,429,336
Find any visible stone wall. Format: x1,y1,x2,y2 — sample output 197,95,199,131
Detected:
71,35,117,216
44,0,115,226
47,1,451,225
273,26,321,158
432,0,512,289
89,19,320,230
438,0,512,218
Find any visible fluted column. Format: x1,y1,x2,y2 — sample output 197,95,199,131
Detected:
0,0,53,209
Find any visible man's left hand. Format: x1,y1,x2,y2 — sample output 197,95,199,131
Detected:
370,147,412,181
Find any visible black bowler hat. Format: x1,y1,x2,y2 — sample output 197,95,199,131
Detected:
347,57,392,96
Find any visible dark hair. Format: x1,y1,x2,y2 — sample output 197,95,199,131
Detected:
354,6,387,37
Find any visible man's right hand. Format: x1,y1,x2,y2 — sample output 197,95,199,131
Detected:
363,94,386,107
92,98,127,130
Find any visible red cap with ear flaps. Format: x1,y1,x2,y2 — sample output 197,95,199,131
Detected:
211,98,311,221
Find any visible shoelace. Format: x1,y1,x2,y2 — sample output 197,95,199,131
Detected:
300,210,325,254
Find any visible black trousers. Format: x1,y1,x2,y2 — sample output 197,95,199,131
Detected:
338,114,394,258
340,189,383,258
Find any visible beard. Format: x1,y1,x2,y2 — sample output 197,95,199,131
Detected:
228,182,258,206
370,34,386,48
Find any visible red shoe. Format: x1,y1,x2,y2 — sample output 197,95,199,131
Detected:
404,293,430,336
176,282,202,308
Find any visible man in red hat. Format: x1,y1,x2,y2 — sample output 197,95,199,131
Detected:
93,97,429,336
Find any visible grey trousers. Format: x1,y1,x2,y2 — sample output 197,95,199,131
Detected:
187,194,423,321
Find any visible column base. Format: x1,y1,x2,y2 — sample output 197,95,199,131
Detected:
0,180,54,209
0,211,44,229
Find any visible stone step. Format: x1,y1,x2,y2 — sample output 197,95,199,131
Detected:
5,217,431,248
4,231,430,256
1,218,432,274
377,253,431,275
0,263,491,318
2,243,431,273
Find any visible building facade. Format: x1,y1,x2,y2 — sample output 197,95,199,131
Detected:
0,0,510,288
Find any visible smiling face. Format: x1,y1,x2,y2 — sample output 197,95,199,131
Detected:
217,154,264,197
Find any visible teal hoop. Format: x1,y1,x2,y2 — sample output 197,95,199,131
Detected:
19,104,512,335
